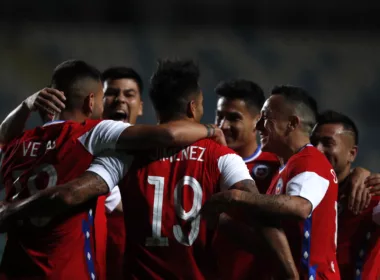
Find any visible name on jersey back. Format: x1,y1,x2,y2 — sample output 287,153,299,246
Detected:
150,146,206,162
22,140,56,157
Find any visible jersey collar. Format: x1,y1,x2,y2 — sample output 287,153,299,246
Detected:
243,144,262,163
43,120,66,127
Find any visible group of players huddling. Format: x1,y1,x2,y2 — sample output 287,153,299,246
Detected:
0,59,379,280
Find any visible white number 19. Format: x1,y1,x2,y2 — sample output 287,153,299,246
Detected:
146,175,203,247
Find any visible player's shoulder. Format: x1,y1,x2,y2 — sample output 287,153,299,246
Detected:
288,145,333,176
256,151,280,164
291,145,330,166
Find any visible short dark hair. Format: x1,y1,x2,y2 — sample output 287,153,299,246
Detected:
102,67,143,94
149,59,200,119
215,79,265,114
317,110,359,145
271,85,318,133
51,60,101,110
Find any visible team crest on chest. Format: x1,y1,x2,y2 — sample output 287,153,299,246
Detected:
275,178,283,194
252,164,270,179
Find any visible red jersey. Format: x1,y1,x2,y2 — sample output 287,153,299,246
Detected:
0,119,130,280
87,139,253,280
267,144,340,280
214,144,281,280
104,186,125,280
337,192,380,279
244,145,280,194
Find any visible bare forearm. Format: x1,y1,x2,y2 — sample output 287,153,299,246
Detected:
259,227,299,280
0,102,31,147
2,172,108,222
117,122,218,151
231,190,310,220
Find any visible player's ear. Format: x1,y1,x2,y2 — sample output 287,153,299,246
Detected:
348,145,358,163
83,93,95,116
287,115,301,132
138,101,143,116
187,100,196,119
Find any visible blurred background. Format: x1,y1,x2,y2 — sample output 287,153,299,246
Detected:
0,0,379,256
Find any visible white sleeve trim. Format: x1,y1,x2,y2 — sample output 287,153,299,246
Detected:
286,171,329,211
86,151,131,192
372,202,380,226
78,120,131,155
105,186,122,213
218,153,254,191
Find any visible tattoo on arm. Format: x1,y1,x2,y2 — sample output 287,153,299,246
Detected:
4,172,109,221
231,179,259,194
66,172,109,205
204,124,215,138
234,191,310,220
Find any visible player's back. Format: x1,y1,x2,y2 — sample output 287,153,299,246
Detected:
121,139,241,280
0,120,107,280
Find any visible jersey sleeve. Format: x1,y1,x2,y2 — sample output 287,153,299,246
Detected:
285,155,330,211
105,186,122,213
86,151,131,192
218,153,254,191
78,120,132,155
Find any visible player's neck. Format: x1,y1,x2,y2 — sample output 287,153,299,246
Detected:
337,165,351,185
282,135,310,163
235,140,258,159
58,111,88,123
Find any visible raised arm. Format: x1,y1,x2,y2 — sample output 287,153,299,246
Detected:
116,122,226,151
0,88,65,148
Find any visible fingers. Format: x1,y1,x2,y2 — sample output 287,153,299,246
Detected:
35,88,65,115
348,183,359,212
213,127,227,146
348,169,371,212
365,174,380,195
355,188,370,214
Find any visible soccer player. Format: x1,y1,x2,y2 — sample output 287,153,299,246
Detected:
0,60,224,280
215,79,280,194
213,79,281,279
87,59,298,279
202,85,340,279
102,66,144,280
311,110,380,279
